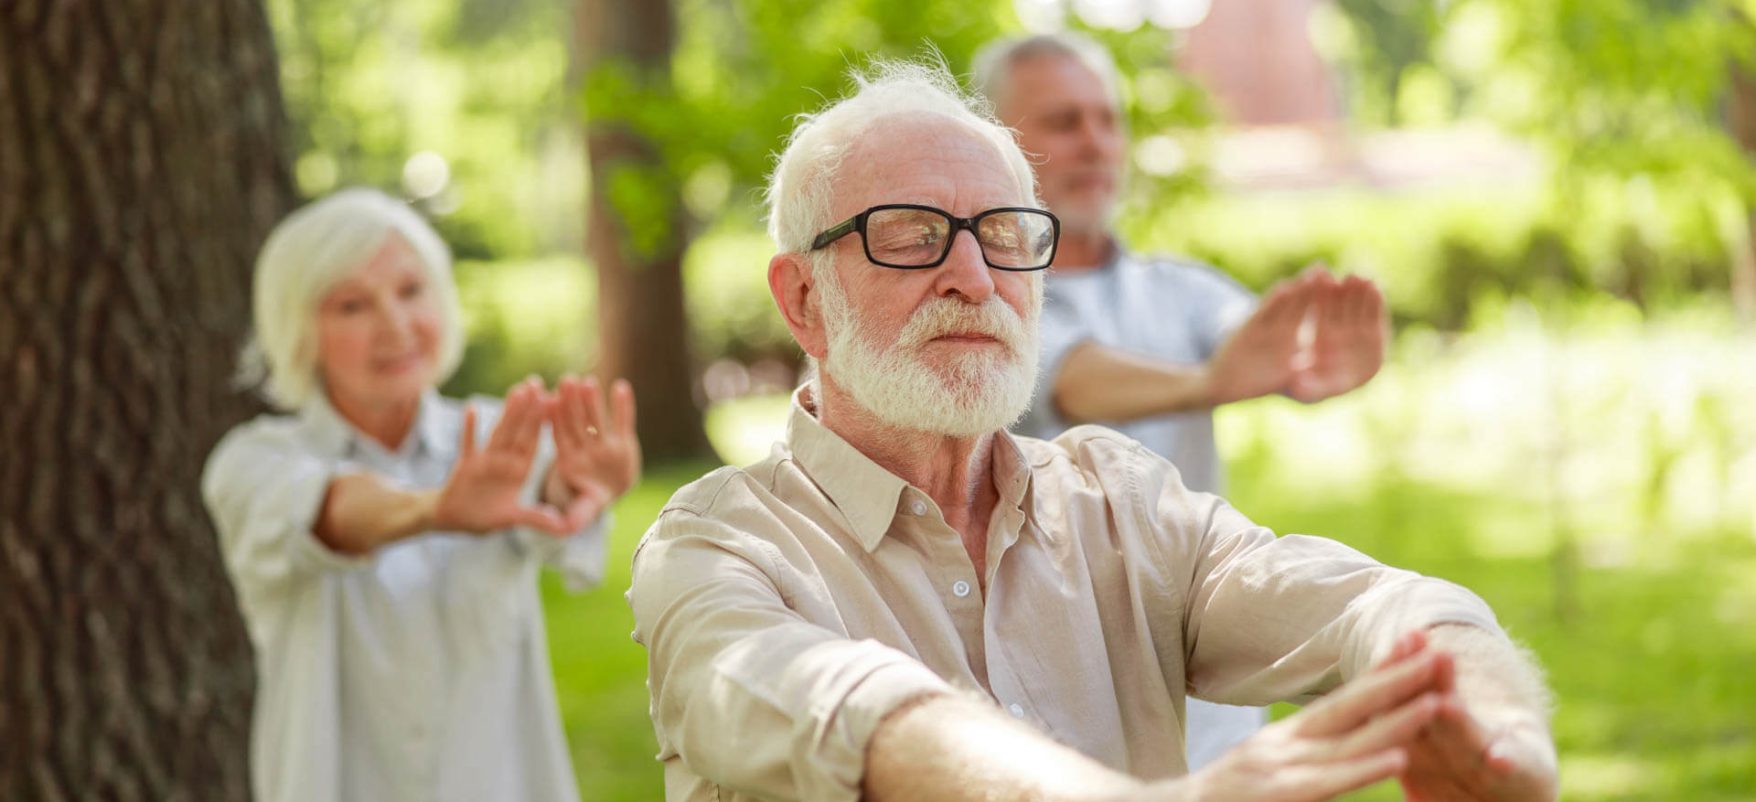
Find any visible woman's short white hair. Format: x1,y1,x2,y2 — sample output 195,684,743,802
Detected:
238,187,465,410
764,57,1042,256
970,31,1124,113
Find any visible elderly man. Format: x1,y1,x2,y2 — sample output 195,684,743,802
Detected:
628,61,1556,802
974,32,1392,768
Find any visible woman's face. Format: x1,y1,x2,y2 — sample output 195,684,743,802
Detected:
315,233,444,414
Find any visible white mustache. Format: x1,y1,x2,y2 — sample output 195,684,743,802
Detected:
894,297,1026,353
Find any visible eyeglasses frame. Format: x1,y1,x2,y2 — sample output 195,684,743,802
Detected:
808,203,1061,272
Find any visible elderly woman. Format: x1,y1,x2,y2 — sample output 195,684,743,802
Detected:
202,187,639,802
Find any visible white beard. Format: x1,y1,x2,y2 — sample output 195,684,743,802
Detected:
815,263,1042,437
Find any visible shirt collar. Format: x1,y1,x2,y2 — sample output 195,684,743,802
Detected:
298,390,452,461
786,388,908,552
784,387,1038,553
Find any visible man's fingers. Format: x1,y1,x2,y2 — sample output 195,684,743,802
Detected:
1374,629,1429,670
1422,698,1493,764
1298,649,1449,737
1328,692,1443,761
1295,748,1408,802
1323,278,1349,330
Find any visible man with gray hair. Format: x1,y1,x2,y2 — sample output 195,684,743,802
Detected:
628,59,1556,802
973,32,1393,768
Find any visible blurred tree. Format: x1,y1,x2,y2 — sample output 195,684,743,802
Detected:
575,0,712,461
0,1,294,799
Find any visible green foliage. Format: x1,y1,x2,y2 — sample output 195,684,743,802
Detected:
1326,0,1756,281
579,0,1216,256
1128,177,1738,331
269,0,582,260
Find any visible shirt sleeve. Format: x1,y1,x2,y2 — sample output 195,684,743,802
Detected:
627,510,955,802
200,421,370,606
1121,436,1502,706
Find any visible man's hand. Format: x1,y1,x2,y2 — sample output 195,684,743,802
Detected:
433,377,574,535
1205,267,1388,407
1166,634,1453,802
541,374,641,531
1287,274,1387,403
1389,629,1560,802
1204,270,1319,405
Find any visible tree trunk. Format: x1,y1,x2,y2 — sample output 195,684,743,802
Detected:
575,0,713,462
0,1,295,799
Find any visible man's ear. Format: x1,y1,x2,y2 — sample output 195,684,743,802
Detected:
769,252,829,360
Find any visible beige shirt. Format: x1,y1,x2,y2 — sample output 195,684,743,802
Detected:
628,392,1501,802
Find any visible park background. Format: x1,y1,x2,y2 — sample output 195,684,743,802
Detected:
3,0,1755,799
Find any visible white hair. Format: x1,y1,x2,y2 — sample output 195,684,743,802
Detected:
238,187,465,410
764,57,1041,255
971,31,1124,114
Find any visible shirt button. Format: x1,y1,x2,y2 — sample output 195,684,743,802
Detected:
910,500,928,516
951,580,971,598
1007,703,1025,718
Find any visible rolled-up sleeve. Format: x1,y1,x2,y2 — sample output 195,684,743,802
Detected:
628,513,954,802
201,425,369,603
1123,437,1502,706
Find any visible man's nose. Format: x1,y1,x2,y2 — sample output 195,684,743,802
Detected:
932,229,995,304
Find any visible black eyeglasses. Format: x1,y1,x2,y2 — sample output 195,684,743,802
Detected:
809,204,1060,271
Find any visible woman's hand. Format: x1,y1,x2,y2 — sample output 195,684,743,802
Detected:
432,378,574,535
541,375,642,532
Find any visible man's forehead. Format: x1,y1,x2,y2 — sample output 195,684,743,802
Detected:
1003,52,1117,112
835,115,1028,214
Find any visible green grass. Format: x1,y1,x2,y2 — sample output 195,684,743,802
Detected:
541,462,715,801
1231,473,1756,801
544,403,1756,800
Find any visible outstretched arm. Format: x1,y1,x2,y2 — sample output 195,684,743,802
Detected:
864,640,1462,802
315,378,573,555
1050,270,1333,424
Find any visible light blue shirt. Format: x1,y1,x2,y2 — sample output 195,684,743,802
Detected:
1017,250,1256,494
202,391,604,802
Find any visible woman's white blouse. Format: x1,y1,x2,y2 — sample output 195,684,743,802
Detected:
202,392,605,802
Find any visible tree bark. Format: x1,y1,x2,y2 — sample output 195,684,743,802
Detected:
575,0,713,462
0,1,295,799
